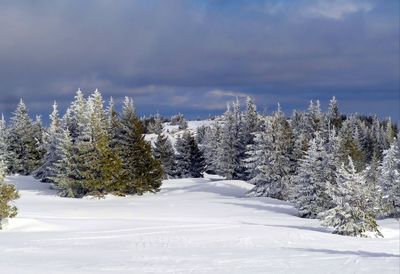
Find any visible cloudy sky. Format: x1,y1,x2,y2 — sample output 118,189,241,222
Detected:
0,0,398,122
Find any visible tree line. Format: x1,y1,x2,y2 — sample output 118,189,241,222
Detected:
188,97,398,237
0,91,398,236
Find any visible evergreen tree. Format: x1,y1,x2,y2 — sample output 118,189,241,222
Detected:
243,97,259,145
338,118,365,171
327,96,342,130
292,133,336,218
178,116,188,130
217,100,246,179
175,131,205,178
320,158,382,237
0,115,10,168
379,140,400,217
244,117,267,183
149,113,164,135
385,117,396,146
67,89,89,141
115,97,163,194
53,128,86,197
34,102,63,182
202,123,221,174
248,104,295,200
306,100,323,134
153,134,176,178
242,97,261,180
245,119,272,188
0,160,19,229
7,99,43,175
196,125,208,145
82,90,125,195
53,90,92,197
370,116,386,160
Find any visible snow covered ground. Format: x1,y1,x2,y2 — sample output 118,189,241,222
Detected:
0,175,399,274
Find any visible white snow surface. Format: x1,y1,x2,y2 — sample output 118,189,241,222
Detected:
0,175,399,274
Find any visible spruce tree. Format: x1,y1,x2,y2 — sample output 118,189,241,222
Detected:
53,128,86,197
320,158,382,237
379,140,400,217
292,133,336,218
177,114,188,130
203,123,222,174
0,115,10,169
153,134,176,178
67,89,89,141
327,96,342,130
248,104,295,200
115,97,163,194
217,100,246,180
338,119,365,171
0,160,19,229
306,100,323,134
82,90,125,195
7,99,43,175
34,102,63,182
53,90,92,197
245,119,272,189
149,113,164,135
385,118,396,146
175,131,205,178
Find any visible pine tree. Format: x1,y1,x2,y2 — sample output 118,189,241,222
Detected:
196,125,208,145
67,89,89,141
153,134,176,178
385,117,396,146
149,113,164,135
82,90,125,195
0,115,10,169
306,100,323,134
53,91,92,197
34,102,63,182
202,123,221,174
338,118,365,171
175,131,205,178
327,96,342,130
292,133,336,218
217,100,246,179
7,99,43,175
242,97,261,180
245,119,272,189
0,160,6,182
178,114,188,130
248,104,295,200
115,97,163,194
244,117,267,183
0,160,19,229
32,115,46,169
379,140,400,217
53,129,85,197
370,116,386,160
320,158,382,237
243,97,259,145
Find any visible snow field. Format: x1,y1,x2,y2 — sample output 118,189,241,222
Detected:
0,175,398,274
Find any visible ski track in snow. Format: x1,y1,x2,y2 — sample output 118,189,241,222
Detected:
0,175,399,274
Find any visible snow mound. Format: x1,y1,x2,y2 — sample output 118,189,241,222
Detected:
161,178,253,198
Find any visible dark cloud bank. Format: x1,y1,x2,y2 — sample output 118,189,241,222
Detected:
0,0,398,122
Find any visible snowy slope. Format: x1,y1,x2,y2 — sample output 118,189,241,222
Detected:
145,120,215,146
0,175,399,274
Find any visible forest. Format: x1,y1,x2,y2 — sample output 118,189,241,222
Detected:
0,90,399,237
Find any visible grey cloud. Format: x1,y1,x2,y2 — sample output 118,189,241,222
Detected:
0,0,398,122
